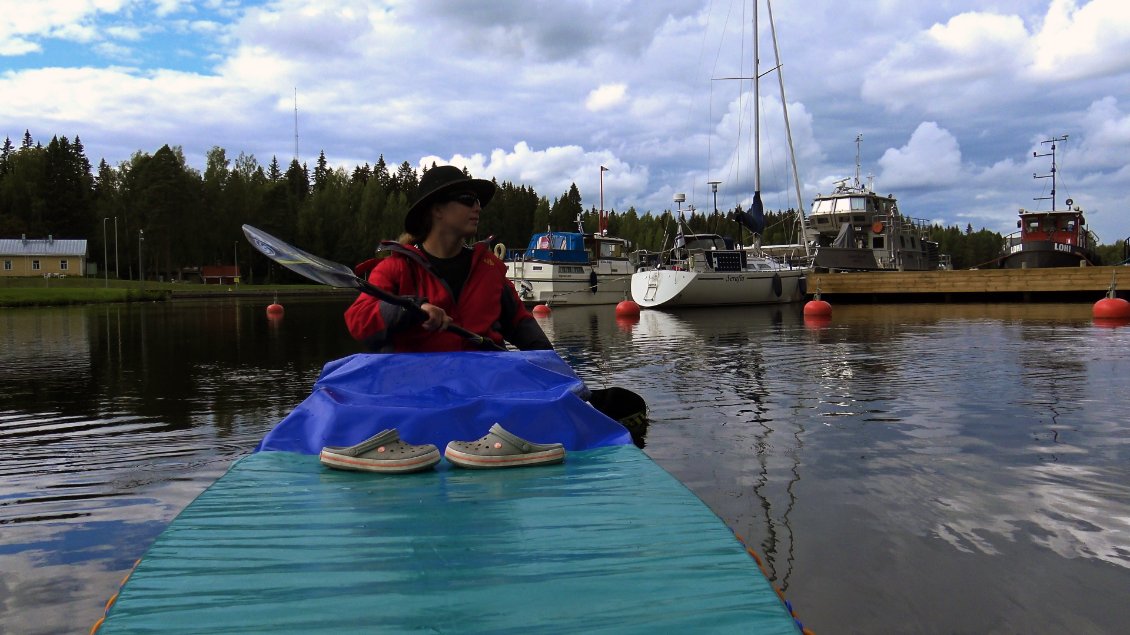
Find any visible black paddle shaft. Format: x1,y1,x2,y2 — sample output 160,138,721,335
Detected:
242,224,505,351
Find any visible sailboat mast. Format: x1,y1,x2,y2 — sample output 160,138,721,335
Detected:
766,0,808,256
752,0,761,194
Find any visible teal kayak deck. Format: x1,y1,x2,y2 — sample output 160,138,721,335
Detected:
100,446,799,633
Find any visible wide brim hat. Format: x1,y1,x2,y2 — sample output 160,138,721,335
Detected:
405,165,495,237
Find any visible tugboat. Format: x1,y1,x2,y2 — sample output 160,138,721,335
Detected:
1000,135,1099,268
809,135,943,271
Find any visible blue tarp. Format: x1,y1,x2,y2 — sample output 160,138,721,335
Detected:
256,350,632,454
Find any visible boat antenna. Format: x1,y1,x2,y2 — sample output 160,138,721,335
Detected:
854,133,864,189
1033,134,1067,211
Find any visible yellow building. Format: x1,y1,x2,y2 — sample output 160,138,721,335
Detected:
0,236,88,278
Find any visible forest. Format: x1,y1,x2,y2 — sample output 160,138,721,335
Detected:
2,130,1124,282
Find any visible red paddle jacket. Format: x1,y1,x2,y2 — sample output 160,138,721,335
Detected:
344,241,551,353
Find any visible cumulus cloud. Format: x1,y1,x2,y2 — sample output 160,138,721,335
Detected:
586,84,628,112
2,0,1129,240
878,122,963,189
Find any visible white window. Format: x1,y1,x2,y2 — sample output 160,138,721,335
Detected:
32,260,41,270
3,260,10,270
60,259,69,270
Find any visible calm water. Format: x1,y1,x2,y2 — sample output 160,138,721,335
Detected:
2,297,1128,634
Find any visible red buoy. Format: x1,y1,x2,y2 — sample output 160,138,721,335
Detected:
804,315,832,330
532,304,552,316
803,298,832,317
266,303,285,316
1093,296,1130,320
615,300,641,318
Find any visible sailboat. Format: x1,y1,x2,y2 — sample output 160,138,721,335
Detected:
630,0,809,309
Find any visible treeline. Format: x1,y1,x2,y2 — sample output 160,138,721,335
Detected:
4,130,1121,280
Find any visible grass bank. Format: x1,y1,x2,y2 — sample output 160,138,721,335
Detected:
0,277,350,307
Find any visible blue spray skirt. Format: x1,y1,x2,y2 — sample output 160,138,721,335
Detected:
97,352,801,634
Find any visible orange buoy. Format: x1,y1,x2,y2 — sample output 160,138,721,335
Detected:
532,304,552,316
1093,297,1130,320
871,220,884,234
266,303,285,316
803,297,832,317
615,300,641,318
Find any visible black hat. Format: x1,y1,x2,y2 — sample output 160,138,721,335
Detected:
405,165,495,237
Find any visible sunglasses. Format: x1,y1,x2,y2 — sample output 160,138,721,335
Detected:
445,193,481,208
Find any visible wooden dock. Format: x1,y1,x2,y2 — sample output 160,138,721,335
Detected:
808,265,1129,302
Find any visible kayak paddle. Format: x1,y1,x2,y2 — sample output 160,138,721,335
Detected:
242,224,505,351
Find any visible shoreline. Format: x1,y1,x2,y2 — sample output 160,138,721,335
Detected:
0,282,355,308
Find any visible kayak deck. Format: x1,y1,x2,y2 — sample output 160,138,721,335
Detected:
99,446,800,633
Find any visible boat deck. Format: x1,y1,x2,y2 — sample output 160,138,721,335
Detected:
97,448,801,634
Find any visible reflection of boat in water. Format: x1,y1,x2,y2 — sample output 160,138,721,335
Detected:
999,135,1099,269
809,135,944,271
631,232,807,309
505,229,634,305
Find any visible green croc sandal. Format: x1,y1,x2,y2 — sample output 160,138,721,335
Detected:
319,429,440,474
444,423,565,469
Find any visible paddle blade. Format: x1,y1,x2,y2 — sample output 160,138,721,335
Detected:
242,225,361,290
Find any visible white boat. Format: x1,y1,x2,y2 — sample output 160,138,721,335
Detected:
505,231,635,306
631,232,806,308
629,0,810,310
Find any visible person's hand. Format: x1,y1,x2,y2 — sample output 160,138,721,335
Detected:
418,303,452,331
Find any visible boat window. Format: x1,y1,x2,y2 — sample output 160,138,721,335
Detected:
1066,220,1076,231
911,236,918,248
600,242,623,258
1027,220,1039,232
899,235,906,248
851,197,867,210
816,216,829,224
852,215,866,223
532,266,543,271
872,236,885,249
812,199,835,214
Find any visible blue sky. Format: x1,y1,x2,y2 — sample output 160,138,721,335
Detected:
3,0,1129,244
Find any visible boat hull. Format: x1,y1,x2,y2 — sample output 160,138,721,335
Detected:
630,267,806,308
1000,241,1096,269
507,263,632,306
813,246,938,271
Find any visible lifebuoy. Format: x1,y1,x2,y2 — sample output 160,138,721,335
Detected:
493,242,506,259
772,273,782,297
871,221,885,234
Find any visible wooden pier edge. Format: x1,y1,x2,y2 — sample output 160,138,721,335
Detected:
807,265,1129,302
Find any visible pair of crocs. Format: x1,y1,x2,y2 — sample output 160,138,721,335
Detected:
318,424,565,474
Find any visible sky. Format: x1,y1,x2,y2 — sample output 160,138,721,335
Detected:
2,0,1129,244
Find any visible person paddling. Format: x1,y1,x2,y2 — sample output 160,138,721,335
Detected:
326,165,561,473
344,164,551,353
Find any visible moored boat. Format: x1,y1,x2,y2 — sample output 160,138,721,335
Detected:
505,230,635,306
999,135,1099,269
92,351,806,634
631,231,806,308
809,136,944,271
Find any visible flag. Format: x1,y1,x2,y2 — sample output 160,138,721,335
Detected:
674,224,686,249
600,165,609,171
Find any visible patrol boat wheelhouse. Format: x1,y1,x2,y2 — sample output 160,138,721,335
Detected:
808,136,943,271
999,135,1098,269
505,231,634,306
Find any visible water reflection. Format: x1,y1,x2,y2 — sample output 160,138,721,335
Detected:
2,300,1129,634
